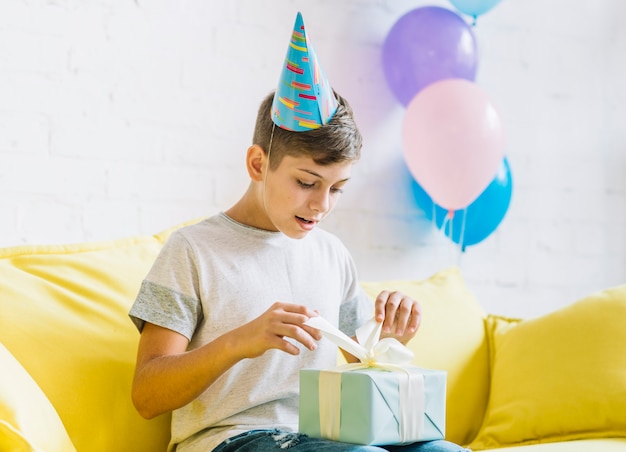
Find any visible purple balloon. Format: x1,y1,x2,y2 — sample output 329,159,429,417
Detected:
382,6,478,106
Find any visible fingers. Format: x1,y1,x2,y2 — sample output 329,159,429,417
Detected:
375,291,421,341
261,302,322,354
301,322,323,342
272,302,322,340
276,301,319,317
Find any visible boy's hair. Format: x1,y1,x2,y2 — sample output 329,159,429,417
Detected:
252,90,363,170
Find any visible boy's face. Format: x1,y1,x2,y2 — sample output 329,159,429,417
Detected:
263,154,353,239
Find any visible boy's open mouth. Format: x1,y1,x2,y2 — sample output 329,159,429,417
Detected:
296,216,314,224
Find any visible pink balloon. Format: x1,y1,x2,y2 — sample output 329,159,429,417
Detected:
402,79,505,210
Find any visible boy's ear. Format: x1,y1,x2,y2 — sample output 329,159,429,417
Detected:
246,144,268,182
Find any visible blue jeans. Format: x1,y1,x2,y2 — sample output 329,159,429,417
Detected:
212,429,469,451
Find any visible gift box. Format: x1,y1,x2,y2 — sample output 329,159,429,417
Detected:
299,316,447,445
299,366,446,445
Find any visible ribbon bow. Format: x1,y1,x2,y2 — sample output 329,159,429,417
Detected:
304,316,414,367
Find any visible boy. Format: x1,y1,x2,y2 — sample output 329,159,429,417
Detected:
129,12,467,452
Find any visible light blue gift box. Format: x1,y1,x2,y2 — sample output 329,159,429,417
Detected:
299,366,446,446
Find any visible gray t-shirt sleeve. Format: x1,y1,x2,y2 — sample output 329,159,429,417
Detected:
129,230,204,341
338,288,373,337
129,280,202,340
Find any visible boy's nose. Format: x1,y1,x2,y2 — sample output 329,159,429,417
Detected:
310,190,331,213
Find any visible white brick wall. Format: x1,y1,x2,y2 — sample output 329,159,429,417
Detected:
0,0,624,318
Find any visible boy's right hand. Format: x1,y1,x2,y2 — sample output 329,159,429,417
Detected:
132,303,321,418
232,302,322,358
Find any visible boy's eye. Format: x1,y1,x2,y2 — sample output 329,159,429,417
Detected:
297,180,315,189
297,179,344,194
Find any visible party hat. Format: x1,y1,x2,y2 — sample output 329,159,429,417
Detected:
271,12,338,131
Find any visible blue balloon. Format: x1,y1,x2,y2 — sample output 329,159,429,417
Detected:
449,0,503,18
412,157,513,249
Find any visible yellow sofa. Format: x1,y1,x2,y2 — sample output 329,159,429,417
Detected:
1,220,625,452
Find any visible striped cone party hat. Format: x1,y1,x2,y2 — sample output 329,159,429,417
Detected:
271,12,338,131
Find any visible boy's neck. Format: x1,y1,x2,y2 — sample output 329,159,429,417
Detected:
225,185,276,233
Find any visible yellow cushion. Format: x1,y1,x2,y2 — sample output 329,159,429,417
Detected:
360,267,488,446
484,438,626,451
0,341,76,452
483,314,523,367
0,236,172,452
469,284,626,450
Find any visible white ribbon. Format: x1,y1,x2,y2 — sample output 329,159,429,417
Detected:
318,370,343,440
304,316,425,443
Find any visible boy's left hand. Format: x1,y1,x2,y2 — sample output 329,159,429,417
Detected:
374,291,421,346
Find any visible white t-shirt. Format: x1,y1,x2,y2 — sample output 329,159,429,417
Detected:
129,213,372,451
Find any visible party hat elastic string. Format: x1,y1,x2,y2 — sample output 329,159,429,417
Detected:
262,123,276,216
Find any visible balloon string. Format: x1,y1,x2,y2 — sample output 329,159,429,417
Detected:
438,209,453,265
432,202,439,265
433,207,467,268
443,210,453,239
459,208,467,253
439,210,450,237
434,203,450,268
446,210,455,262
